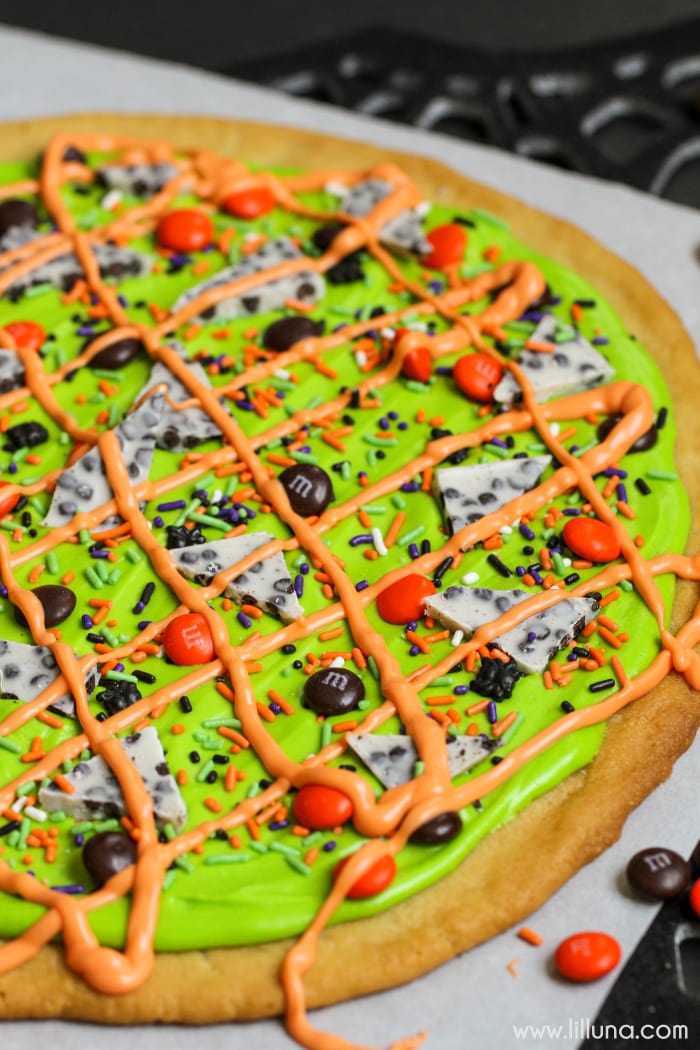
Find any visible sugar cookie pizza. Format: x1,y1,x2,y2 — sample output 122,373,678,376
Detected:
0,115,698,1050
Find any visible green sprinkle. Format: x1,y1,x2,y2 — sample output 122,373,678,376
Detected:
163,870,177,890
504,320,535,334
368,655,380,680
107,569,122,585
551,553,567,577
362,434,397,448
18,818,31,850
360,504,387,515
104,670,138,684
341,461,351,481
93,368,125,381
501,712,525,746
84,566,104,589
55,345,68,366
125,548,142,564
306,395,324,410
196,759,216,782
193,735,223,752
58,432,71,446
16,781,38,797
286,854,312,876
95,562,111,583
290,451,319,465
573,440,597,457
0,519,24,534
405,380,431,394
620,578,634,592
646,469,677,481
527,442,547,453
430,675,454,687
162,823,178,842
101,627,120,648
269,841,301,859
366,449,377,467
88,392,107,404
0,737,22,754
201,716,242,729
174,498,199,527
246,782,261,799
173,856,195,874
413,760,425,777
7,830,19,848
320,721,332,749
397,524,425,546
28,496,48,514
107,402,121,427
49,811,67,823
357,699,371,710
205,853,251,865
250,841,268,854
79,529,92,545
189,512,232,532
24,282,55,299
483,444,510,460
471,208,509,229
45,551,59,575
391,493,407,510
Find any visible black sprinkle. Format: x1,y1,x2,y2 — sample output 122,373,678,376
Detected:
635,478,652,496
206,770,218,784
139,582,155,607
420,539,431,555
560,700,575,713
522,545,534,556
188,750,201,763
281,643,296,655
487,554,512,578
132,669,156,684
564,573,580,585
212,754,229,765
179,695,193,714
656,406,668,430
433,556,452,585
491,755,504,765
86,632,105,644
572,647,591,658
0,820,21,837
589,678,616,693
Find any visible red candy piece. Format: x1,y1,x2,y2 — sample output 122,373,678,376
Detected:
562,517,621,563
162,613,214,665
222,186,276,219
423,223,467,269
292,784,353,830
1,320,45,351
554,931,621,982
334,853,397,899
0,480,19,517
401,346,432,383
453,353,504,402
376,574,436,624
690,879,700,918
156,209,214,252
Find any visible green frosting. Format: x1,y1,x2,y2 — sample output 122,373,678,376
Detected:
0,148,689,955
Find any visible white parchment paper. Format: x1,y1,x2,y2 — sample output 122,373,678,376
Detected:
0,23,698,1050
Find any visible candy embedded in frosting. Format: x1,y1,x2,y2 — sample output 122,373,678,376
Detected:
38,726,187,829
340,177,431,256
425,586,600,674
43,391,164,531
0,348,25,393
134,347,226,451
432,455,551,541
0,637,98,717
96,163,180,197
494,315,615,404
172,236,325,322
346,731,498,789
170,532,304,622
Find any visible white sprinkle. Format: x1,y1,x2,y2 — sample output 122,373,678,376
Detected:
499,524,513,535
13,796,28,813
356,350,367,367
211,489,223,504
550,422,560,436
23,806,47,822
371,527,388,557
451,629,465,647
101,189,122,211
415,201,431,217
563,557,572,567
329,656,346,669
324,180,349,199
380,327,396,340
461,571,480,585
274,368,291,380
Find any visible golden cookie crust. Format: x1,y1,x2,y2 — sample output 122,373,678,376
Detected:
0,113,698,1022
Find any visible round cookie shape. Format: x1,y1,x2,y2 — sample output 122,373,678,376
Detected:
626,847,690,899
15,584,76,628
83,831,137,887
409,811,463,845
0,198,38,237
89,336,144,370
304,667,365,716
278,463,333,516
263,316,324,352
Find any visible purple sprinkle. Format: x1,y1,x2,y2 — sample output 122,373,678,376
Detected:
409,645,421,657
530,569,543,585
527,631,537,642
91,549,109,559
487,701,498,724
591,336,609,346
408,543,420,559
562,507,580,516
51,884,85,894
294,574,304,598
157,499,187,512
454,684,468,696
602,466,628,479
349,534,373,546
435,365,453,375
355,580,369,592
489,437,508,450
567,652,578,662
519,523,535,540
117,295,128,307
74,834,84,847
401,482,420,493
137,620,152,630
428,280,444,293
7,462,17,475
407,620,418,632
388,411,399,421
322,841,337,852
152,515,164,528
269,702,282,715
81,614,93,629
269,819,289,831
569,445,579,454
547,296,563,306
378,417,390,431
237,612,252,629
76,325,94,337
519,310,544,323
238,400,255,412
617,483,628,503
115,663,125,673
300,563,309,575
132,601,145,615
398,421,409,430
0,584,7,598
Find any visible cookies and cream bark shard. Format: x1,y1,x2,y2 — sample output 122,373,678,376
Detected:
432,455,551,540
38,727,187,829
346,732,498,789
96,163,180,197
135,345,226,451
170,533,304,622
338,177,432,256
43,391,164,531
172,236,325,322
0,638,99,717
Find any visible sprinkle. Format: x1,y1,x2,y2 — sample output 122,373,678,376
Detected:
589,678,616,693
518,927,543,947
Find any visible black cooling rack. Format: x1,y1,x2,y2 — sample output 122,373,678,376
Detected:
224,20,700,209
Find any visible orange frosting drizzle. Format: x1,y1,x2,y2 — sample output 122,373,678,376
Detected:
0,132,697,1050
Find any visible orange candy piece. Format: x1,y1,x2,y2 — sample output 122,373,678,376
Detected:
554,931,621,982
401,346,432,383
292,784,353,830
162,613,214,665
376,574,436,624
222,186,276,219
156,209,214,252
0,480,19,517
423,223,467,269
334,853,397,899
562,517,621,563
453,353,504,402
1,320,45,350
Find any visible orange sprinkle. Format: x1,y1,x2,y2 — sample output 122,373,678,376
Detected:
37,710,63,728
518,927,543,947
171,724,186,735
177,769,188,786
53,774,75,795
598,626,623,649
611,654,628,685
493,711,519,737
216,681,235,703
465,721,480,736
482,535,504,550
405,630,431,654
597,614,619,632
28,564,44,584
425,695,455,707
332,719,358,733
246,819,261,842
351,647,367,669
224,765,237,792
542,670,554,690
291,825,310,838
571,302,583,323
524,338,555,353
304,847,320,867
319,626,343,642
256,701,276,723
219,726,250,749
465,698,490,716
421,467,433,492
266,452,297,468
204,797,223,814
616,500,636,520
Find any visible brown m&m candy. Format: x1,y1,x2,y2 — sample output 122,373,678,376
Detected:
89,336,144,370
15,584,76,628
83,831,137,887
263,316,323,352
626,846,691,899
596,413,658,452
0,198,38,238
409,811,463,845
279,463,333,516
304,667,365,716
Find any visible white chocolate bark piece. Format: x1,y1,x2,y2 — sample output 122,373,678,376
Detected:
346,731,497,789
135,351,224,452
425,586,600,674
43,391,164,532
494,315,615,404
38,727,187,829
96,163,180,196
171,532,304,622
2,239,152,300
341,178,431,256
0,348,24,393
432,455,550,542
0,638,99,718
172,236,325,322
